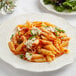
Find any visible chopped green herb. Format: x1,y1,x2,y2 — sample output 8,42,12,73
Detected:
60,30,65,33
30,30,33,35
38,52,40,54
30,30,38,36
41,24,45,27
40,36,42,39
19,54,24,59
61,37,64,39
54,32,59,36
29,35,35,40
10,34,14,39
30,53,32,56
55,27,65,33
45,26,49,28
18,31,21,35
41,24,48,28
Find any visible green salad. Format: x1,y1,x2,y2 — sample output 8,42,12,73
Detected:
43,0,76,12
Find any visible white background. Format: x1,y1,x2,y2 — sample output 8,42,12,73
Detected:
0,0,76,76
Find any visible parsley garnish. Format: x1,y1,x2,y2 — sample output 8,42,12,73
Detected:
10,34,14,39
61,37,64,39
38,52,40,54
30,30,38,36
30,30,33,35
18,31,21,35
29,35,35,40
41,24,48,28
19,54,24,59
54,32,59,36
41,24,45,27
55,27,65,33
45,26,49,28
30,53,32,56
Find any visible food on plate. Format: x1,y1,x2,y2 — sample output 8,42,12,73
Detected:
43,0,76,12
8,21,70,62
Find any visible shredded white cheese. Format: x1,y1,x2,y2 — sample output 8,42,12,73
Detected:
44,26,55,32
25,27,41,49
25,37,36,49
25,52,32,60
31,27,41,35
17,27,22,31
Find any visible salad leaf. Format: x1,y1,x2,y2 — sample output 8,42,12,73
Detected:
43,0,51,4
43,0,76,12
54,5,65,12
72,6,76,11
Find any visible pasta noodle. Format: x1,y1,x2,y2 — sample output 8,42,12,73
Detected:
46,56,52,62
31,57,46,62
8,21,70,62
61,41,69,47
38,48,55,56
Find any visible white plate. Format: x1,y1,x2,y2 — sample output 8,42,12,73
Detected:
0,13,76,72
40,0,76,15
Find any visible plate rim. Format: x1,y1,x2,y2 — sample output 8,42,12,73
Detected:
0,12,75,72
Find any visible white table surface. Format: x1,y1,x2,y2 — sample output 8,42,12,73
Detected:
0,0,76,76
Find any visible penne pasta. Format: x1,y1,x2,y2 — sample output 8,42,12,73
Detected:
41,32,56,40
12,35,17,45
16,42,24,52
40,27,50,34
44,45,57,54
38,48,55,56
61,37,70,41
40,39,52,45
54,39,61,51
31,57,46,62
61,41,69,47
8,41,24,55
44,44,60,55
64,49,69,54
44,22,55,27
59,33,67,37
8,41,16,53
40,35,48,40
46,56,52,62
16,36,27,52
32,21,42,27
25,21,32,27
59,45,65,53
32,54,44,59
8,21,70,62
54,38,61,45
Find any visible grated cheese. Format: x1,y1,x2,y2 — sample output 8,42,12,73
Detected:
17,27,22,31
25,37,36,49
25,52,32,60
31,27,41,35
44,26,55,32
